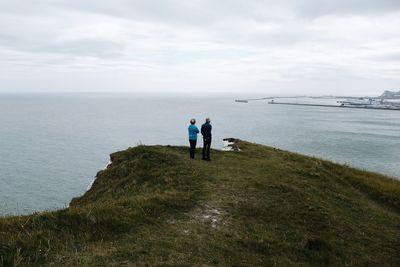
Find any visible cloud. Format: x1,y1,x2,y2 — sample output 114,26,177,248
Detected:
293,0,400,17
0,0,399,95
370,51,400,62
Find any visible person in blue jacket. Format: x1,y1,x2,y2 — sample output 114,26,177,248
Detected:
188,118,199,159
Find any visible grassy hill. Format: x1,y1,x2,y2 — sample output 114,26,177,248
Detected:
1,139,399,266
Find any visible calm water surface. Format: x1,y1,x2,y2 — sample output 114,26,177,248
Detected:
1,94,399,216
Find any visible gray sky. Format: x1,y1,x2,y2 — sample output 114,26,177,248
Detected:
1,0,399,95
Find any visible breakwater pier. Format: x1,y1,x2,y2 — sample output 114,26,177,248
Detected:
268,101,400,111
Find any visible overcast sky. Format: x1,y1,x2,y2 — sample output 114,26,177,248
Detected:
1,0,399,95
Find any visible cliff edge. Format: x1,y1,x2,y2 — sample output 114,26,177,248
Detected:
1,139,399,266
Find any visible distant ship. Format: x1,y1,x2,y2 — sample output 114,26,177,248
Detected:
235,99,248,103
338,98,380,106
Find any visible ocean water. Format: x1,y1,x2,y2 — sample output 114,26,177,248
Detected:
1,94,399,216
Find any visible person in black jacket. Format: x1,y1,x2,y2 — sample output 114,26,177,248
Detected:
201,118,212,161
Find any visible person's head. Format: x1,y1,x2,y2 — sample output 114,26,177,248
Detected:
205,118,211,123
190,118,196,125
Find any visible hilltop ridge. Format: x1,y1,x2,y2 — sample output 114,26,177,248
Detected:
1,139,399,266
380,90,400,99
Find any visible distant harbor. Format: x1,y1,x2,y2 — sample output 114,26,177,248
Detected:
235,90,400,111
268,101,400,111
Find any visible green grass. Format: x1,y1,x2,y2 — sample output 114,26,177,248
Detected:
1,140,399,266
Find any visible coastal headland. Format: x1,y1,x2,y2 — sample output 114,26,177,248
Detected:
1,139,399,266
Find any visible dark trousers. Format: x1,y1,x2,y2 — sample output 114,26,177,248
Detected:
202,137,211,159
189,139,197,159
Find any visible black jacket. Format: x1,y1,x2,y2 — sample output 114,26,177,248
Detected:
201,123,212,138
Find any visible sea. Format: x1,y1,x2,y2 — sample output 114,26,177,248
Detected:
1,93,399,216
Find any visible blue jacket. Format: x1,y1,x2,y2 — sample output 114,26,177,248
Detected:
188,124,199,140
